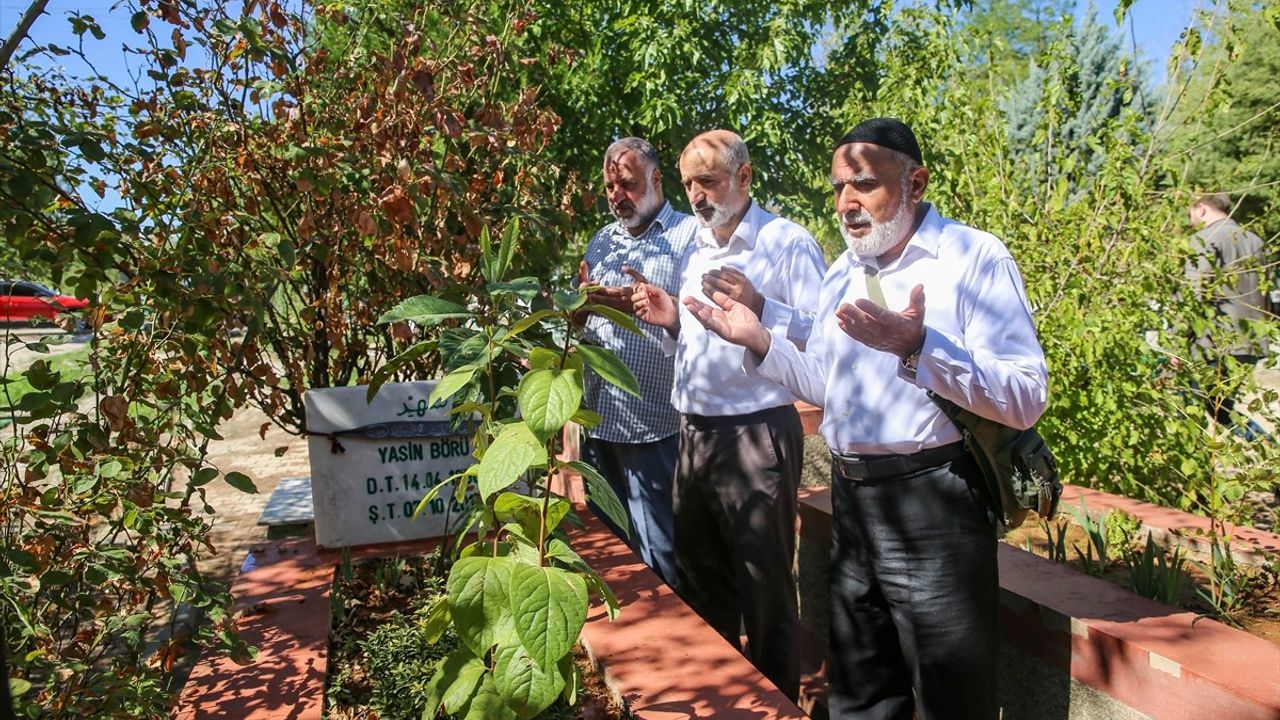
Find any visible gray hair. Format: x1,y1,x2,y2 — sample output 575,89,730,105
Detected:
604,137,660,173
720,135,750,172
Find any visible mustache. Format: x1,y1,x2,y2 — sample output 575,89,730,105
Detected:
841,210,873,225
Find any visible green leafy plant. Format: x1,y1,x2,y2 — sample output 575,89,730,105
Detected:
1105,508,1142,556
369,220,637,720
1070,501,1112,576
1192,536,1249,627
1127,532,1186,605
1043,518,1071,564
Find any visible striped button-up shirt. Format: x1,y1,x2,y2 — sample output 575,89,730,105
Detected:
582,201,699,443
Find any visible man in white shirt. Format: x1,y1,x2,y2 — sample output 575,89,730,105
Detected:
577,137,698,585
683,118,1048,719
631,130,827,700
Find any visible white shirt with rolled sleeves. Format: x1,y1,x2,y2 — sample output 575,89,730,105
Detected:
750,204,1048,454
668,200,827,417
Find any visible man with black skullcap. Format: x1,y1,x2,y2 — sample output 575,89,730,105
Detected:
684,118,1048,719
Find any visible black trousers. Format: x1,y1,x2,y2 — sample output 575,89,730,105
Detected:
827,453,999,720
673,404,803,700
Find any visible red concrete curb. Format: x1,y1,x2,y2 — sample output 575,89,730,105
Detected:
797,485,1280,720
1061,484,1280,564
174,513,806,719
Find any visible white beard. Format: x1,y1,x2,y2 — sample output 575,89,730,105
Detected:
693,178,743,230
613,180,663,230
839,194,913,259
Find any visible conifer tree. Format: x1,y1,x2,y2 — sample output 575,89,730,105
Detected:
1000,3,1151,197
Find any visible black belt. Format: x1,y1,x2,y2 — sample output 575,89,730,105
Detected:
830,442,965,481
682,404,798,430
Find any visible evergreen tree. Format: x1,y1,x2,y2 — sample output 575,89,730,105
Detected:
1000,3,1151,197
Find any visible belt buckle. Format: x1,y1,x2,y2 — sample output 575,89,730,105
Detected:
834,454,869,481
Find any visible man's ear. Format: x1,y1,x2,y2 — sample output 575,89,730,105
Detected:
909,165,930,204
737,162,753,189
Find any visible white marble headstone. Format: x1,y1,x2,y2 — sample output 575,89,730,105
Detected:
304,381,476,549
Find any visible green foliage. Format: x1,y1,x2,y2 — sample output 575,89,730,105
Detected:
1104,508,1142,553
1192,536,1249,627
1069,501,1112,576
1001,4,1151,197
1168,0,1280,243
1043,518,1071,563
1127,532,1186,605
375,214,636,719
507,0,888,248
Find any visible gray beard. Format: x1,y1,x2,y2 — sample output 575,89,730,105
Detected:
840,196,913,259
614,184,662,229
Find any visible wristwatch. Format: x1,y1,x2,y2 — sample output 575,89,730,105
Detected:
901,346,922,373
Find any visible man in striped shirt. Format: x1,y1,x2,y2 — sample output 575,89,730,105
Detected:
579,137,698,585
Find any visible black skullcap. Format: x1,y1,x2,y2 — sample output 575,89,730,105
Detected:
835,118,923,165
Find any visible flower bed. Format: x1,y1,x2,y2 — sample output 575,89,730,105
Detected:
173,511,807,720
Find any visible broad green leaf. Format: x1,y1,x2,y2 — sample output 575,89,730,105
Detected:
575,345,640,398
461,674,517,720
494,492,571,543
8,678,31,698
500,309,559,342
377,295,472,325
581,303,645,336
429,366,478,407
433,647,487,714
448,556,517,658
40,569,74,588
421,594,451,644
569,407,602,429
552,289,585,312
567,460,629,539
517,369,582,441
493,643,566,719
477,423,546,501
487,277,541,302
528,347,561,370
223,471,257,494
493,492,544,542
191,467,219,487
509,564,588,669
559,652,579,705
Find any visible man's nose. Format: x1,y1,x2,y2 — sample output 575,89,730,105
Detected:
836,187,859,213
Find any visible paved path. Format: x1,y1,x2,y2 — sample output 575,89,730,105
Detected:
198,408,311,585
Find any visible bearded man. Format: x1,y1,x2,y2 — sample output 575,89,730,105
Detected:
631,129,827,700
577,137,698,585
683,118,1049,719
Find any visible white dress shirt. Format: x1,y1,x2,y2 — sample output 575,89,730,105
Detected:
753,204,1048,454
671,200,827,416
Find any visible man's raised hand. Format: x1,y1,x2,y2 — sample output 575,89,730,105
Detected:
579,261,637,314
682,291,772,358
627,268,679,332
834,283,926,359
701,266,765,318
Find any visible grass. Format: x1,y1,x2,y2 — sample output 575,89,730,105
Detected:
0,343,93,412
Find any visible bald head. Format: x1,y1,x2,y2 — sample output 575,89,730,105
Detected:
680,130,750,174
678,130,754,243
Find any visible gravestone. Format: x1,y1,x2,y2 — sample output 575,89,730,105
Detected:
304,381,476,548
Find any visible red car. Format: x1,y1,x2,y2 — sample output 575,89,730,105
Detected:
0,280,90,323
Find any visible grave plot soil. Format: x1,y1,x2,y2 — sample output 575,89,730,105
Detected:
324,552,630,720
1002,520,1280,646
